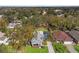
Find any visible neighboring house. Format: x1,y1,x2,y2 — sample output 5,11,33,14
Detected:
68,30,79,44
0,32,9,45
7,23,17,29
54,9,63,12
57,14,64,17
42,10,47,15
31,31,49,48
53,31,73,44
7,20,22,29
0,15,3,19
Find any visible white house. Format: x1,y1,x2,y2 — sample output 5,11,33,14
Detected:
0,32,9,45
31,30,49,48
7,23,17,29
7,20,22,29
54,9,63,12
57,14,64,17
31,31,44,48
42,10,47,15
0,15,3,18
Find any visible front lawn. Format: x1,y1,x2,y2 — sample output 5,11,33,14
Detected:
0,45,16,53
74,44,79,52
53,42,68,53
24,45,48,53
0,45,48,53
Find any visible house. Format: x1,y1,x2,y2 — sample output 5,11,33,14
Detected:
54,9,63,12
31,38,42,48
53,31,73,44
42,10,47,15
0,15,3,19
68,30,79,44
57,14,64,17
7,20,22,29
31,31,44,48
7,23,17,29
31,31,49,48
0,32,9,45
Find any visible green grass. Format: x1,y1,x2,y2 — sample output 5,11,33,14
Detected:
0,45,48,53
24,45,48,53
74,44,79,52
0,45,16,53
36,27,48,32
53,42,68,53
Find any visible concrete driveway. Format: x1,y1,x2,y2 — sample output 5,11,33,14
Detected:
65,44,77,53
47,41,55,53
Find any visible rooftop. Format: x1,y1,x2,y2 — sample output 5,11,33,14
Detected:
68,30,79,41
53,31,73,41
0,32,5,38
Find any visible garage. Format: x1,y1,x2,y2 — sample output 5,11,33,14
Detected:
64,41,73,44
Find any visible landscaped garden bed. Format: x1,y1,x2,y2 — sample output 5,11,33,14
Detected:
53,42,68,53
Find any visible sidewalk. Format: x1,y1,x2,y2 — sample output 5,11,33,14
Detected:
47,41,55,53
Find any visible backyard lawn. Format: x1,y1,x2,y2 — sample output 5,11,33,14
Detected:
74,44,79,52
24,45,48,53
53,42,68,53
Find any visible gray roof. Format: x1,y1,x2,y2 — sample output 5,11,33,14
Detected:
69,30,79,41
31,38,41,45
31,31,48,45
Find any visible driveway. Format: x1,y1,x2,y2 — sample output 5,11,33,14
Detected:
47,41,55,53
65,44,77,53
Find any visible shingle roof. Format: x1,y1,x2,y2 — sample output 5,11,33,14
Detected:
68,30,79,41
53,31,73,41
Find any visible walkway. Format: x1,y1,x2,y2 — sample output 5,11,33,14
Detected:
65,44,77,53
47,41,55,53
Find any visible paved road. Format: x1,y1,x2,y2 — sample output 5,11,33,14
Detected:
65,44,77,53
47,41,55,53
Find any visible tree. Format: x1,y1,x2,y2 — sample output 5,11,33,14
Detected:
8,23,34,52
0,16,8,32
